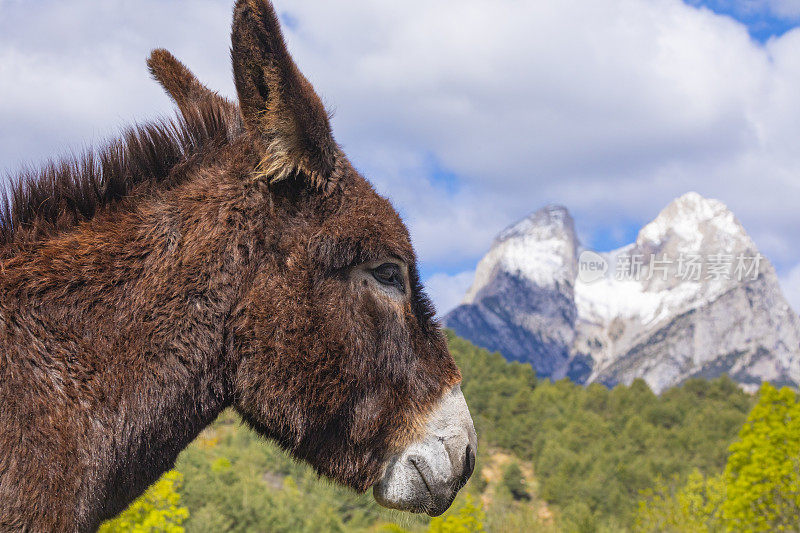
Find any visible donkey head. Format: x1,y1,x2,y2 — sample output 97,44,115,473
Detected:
151,0,476,516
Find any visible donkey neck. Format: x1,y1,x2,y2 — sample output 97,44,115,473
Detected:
0,168,270,529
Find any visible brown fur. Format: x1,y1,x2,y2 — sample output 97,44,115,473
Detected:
0,98,243,257
0,1,462,531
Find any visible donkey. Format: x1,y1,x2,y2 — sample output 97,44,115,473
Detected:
0,1,476,531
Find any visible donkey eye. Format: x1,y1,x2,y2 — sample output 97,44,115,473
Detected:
372,263,405,292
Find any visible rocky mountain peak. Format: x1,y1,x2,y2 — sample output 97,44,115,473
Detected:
446,193,800,393
463,205,578,305
448,205,580,379
637,192,752,253
496,205,575,244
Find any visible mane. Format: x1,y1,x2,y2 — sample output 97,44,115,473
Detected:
0,99,243,254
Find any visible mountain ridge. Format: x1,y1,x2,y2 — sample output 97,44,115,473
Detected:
444,192,800,392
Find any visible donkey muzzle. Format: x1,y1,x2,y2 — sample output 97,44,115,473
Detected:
372,385,477,516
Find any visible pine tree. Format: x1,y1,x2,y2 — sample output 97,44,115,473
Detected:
501,462,530,501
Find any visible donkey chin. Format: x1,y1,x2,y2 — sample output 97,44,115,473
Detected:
373,385,478,517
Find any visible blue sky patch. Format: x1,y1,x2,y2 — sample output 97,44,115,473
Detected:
686,1,800,42
279,11,299,31
587,221,643,252
424,154,462,196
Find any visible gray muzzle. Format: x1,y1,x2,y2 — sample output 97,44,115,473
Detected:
373,385,477,516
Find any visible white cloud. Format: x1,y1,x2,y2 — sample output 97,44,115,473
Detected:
277,0,800,270
2,0,800,285
424,271,476,317
0,0,233,168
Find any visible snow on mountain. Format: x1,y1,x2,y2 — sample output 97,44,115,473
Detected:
464,206,577,302
637,192,743,251
444,192,800,393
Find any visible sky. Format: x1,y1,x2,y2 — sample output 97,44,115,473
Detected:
1,0,800,315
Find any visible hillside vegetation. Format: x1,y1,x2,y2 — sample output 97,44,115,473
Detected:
102,333,761,532
449,332,755,530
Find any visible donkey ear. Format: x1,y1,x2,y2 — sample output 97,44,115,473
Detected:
147,49,232,117
231,0,338,191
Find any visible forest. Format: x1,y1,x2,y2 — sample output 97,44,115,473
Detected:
101,332,800,532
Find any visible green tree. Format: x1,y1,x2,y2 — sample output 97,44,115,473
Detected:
634,469,725,532
501,462,530,501
636,383,800,533
99,470,189,533
723,383,800,531
428,494,485,533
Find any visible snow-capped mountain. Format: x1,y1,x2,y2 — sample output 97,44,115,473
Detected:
446,206,579,378
444,193,800,393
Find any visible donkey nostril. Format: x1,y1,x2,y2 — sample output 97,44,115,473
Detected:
461,444,475,485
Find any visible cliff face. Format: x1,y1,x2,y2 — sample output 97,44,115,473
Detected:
445,193,800,392
446,206,579,378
